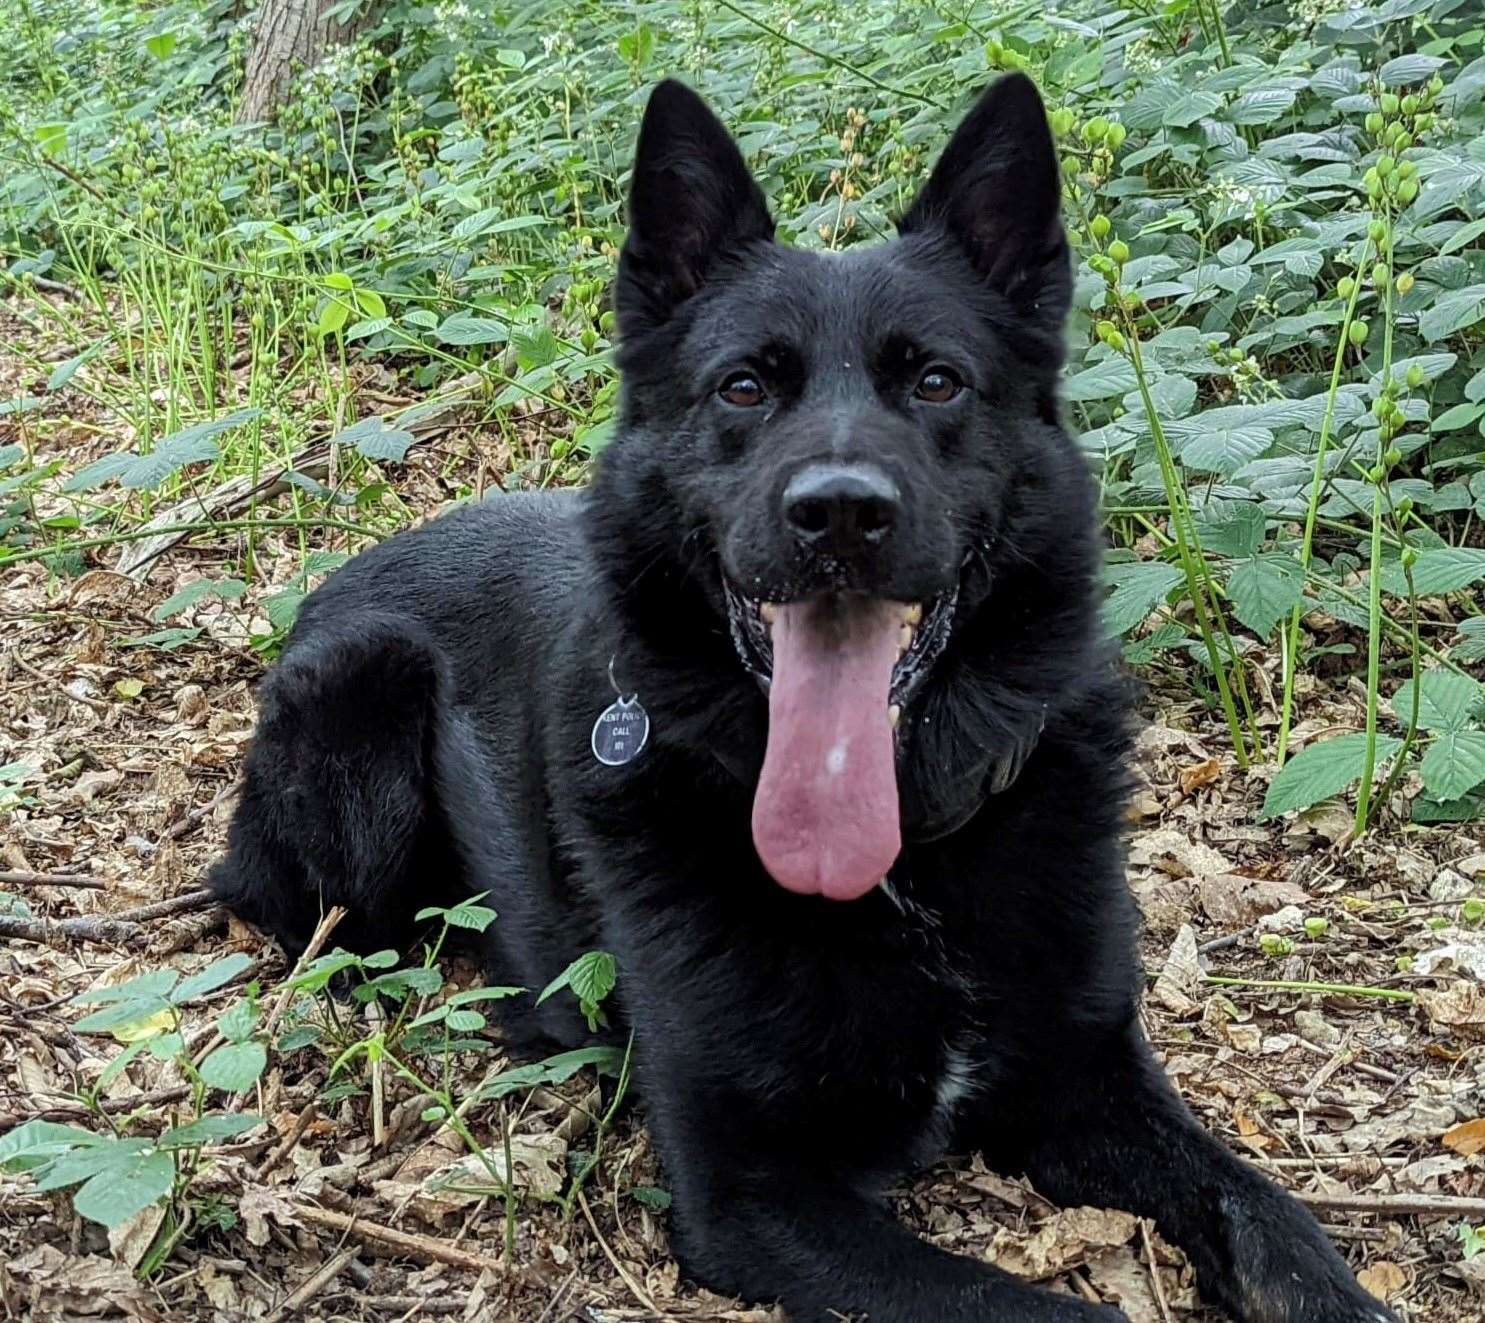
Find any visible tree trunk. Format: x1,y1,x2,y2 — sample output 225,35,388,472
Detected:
238,0,372,125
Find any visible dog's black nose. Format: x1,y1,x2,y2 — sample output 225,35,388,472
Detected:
783,463,900,553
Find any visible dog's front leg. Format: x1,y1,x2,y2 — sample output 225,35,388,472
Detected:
660,1147,1121,1321
972,1026,1396,1323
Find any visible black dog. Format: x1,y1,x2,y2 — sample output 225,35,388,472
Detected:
211,76,1395,1323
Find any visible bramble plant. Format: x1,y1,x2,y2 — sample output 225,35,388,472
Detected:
0,896,625,1270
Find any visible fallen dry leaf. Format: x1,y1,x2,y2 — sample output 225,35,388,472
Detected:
1198,872,1310,926
1357,1259,1410,1302
990,1206,1139,1280
1419,981,1485,1040
1153,924,1202,1017
1442,1117,1485,1156
1178,757,1222,795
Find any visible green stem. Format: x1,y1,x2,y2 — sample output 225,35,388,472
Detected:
1355,212,1397,836
1276,251,1370,765
1200,975,1415,1002
1126,329,1251,766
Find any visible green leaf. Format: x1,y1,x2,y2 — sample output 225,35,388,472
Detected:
447,985,525,1006
442,900,498,931
216,997,258,1044
1226,555,1304,637
144,31,178,60
630,1185,671,1210
1419,285,1485,342
171,954,253,1004
71,969,181,1007
152,576,247,622
1260,732,1403,820
445,1009,487,1032
1379,53,1446,86
1409,548,1485,595
72,1150,175,1228
1103,561,1183,636
1174,425,1273,477
1421,730,1485,802
477,1046,624,1100
156,1114,261,1149
199,1041,267,1092
1392,670,1482,732
264,588,304,632
1064,355,1137,402
436,315,508,346
0,1121,100,1169
537,949,617,1008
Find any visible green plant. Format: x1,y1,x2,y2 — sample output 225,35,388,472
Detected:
0,953,264,1247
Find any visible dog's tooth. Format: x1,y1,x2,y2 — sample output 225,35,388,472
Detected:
888,704,901,728
759,602,778,626
897,624,914,654
903,602,923,626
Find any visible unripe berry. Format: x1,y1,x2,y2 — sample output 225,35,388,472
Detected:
1105,122,1127,150
1401,544,1419,568
1337,276,1356,299
1406,363,1424,387
1397,496,1414,517
1365,111,1384,135
1108,239,1130,264
1350,320,1370,346
1397,272,1415,295
1380,92,1400,114
1372,262,1390,285
1368,219,1388,243
1385,446,1402,466
1397,178,1418,204
1091,214,1111,239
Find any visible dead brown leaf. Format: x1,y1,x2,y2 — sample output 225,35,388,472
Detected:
1178,758,1222,795
1442,1117,1485,1156
1357,1260,1410,1302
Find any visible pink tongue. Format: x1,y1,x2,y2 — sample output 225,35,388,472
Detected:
751,597,903,901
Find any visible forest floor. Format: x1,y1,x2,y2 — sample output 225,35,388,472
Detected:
3,311,1485,1322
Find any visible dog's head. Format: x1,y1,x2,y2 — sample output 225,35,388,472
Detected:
593,75,1084,902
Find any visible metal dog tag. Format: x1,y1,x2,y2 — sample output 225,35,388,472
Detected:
591,696,649,766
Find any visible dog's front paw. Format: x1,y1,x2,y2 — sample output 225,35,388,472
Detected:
1229,1257,1398,1323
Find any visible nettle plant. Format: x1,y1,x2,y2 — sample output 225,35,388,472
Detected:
0,953,266,1266
1056,22,1485,832
0,896,625,1269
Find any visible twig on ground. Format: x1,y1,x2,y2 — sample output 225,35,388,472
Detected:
1141,1218,1174,1323
578,1187,661,1315
1296,1190,1485,1218
111,888,216,923
292,1201,510,1274
261,907,346,1039
254,1101,320,1181
157,781,237,845
263,1245,360,1323
13,650,109,711
0,870,108,890
0,911,144,947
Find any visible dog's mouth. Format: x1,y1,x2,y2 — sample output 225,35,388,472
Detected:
723,581,957,708
722,581,958,904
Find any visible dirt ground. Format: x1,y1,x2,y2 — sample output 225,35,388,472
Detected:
3,324,1484,1321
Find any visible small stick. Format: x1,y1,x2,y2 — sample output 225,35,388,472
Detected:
577,1187,660,1315
263,1245,359,1323
1295,1190,1485,1218
110,888,216,923
254,1102,320,1181
292,1202,509,1274
351,1299,469,1317
157,782,237,845
1141,1218,1174,1323
0,911,143,947
261,908,347,1039
0,870,108,890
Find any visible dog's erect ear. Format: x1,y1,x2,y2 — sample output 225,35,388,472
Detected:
899,74,1067,313
618,80,774,332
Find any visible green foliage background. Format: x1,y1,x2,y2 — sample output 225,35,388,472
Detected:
1,0,1484,821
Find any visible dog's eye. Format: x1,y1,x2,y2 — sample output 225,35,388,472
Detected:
719,375,765,407
915,368,962,403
